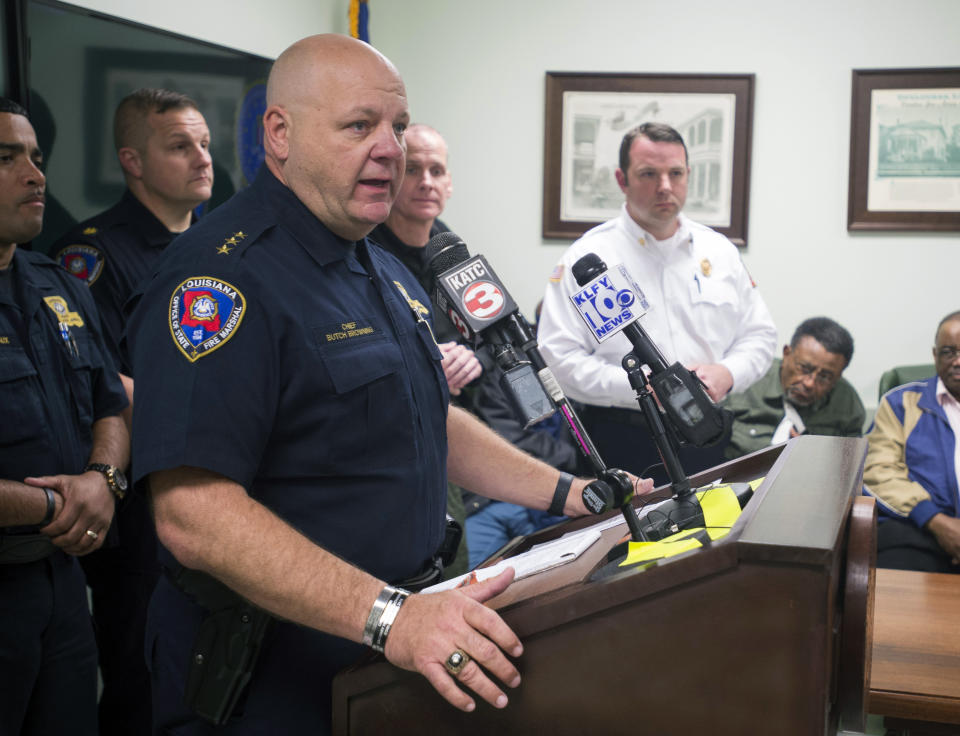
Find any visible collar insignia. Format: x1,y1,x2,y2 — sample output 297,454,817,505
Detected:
392,280,429,317
216,231,248,255
169,277,246,362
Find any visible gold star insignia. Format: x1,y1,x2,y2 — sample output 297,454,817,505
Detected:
224,236,239,246
83,227,98,235
216,244,234,255
233,231,247,240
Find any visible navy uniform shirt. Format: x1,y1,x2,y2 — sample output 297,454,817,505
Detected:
0,249,127,486
128,167,451,585
369,219,468,345
52,190,191,374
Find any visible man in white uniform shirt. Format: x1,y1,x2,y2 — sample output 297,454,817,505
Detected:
538,122,776,479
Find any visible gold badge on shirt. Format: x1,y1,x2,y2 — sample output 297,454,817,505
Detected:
43,296,84,327
700,258,712,277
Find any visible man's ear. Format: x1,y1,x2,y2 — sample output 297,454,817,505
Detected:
117,147,142,179
615,167,627,192
782,344,791,360
262,105,290,163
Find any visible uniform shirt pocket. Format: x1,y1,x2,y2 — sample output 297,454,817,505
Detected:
0,346,47,449
310,330,416,471
689,275,739,308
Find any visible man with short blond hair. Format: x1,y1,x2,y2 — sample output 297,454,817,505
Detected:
50,87,212,735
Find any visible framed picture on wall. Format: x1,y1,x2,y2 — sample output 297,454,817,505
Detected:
848,67,960,232
542,72,755,246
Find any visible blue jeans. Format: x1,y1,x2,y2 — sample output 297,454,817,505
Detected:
465,503,566,569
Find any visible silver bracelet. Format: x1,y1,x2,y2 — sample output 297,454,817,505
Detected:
361,585,397,647
371,588,411,653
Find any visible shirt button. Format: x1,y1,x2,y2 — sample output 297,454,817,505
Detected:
749,428,757,436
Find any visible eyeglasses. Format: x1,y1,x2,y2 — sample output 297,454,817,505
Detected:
936,346,960,362
793,361,837,386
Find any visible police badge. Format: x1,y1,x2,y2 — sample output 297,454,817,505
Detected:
169,277,246,362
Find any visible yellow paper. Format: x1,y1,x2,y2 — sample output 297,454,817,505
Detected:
618,481,761,567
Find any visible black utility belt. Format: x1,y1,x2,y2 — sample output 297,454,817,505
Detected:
0,531,56,564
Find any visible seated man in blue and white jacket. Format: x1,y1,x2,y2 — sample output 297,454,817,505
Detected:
865,310,960,573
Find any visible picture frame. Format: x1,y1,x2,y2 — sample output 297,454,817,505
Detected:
542,72,755,246
848,67,960,232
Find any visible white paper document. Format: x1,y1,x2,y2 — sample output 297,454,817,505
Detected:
423,527,603,593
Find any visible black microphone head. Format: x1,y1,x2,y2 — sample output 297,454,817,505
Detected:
425,232,470,276
571,253,607,286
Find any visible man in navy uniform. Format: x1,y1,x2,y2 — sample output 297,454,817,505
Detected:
0,97,128,735
52,87,212,735
128,35,644,734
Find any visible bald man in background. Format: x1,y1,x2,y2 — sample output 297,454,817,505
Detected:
126,34,621,734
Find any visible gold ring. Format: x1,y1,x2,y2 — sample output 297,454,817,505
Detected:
85,529,99,541
444,649,470,676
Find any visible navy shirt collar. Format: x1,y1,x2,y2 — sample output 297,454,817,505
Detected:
118,189,191,248
253,166,366,274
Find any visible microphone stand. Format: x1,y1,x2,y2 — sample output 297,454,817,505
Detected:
622,353,691,499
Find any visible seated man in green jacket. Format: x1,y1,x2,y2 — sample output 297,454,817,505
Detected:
722,317,865,459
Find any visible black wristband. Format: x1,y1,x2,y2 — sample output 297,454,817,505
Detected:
40,488,56,526
548,473,574,517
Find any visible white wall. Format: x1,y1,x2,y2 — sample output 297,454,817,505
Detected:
60,0,960,407
61,0,345,58
370,0,960,408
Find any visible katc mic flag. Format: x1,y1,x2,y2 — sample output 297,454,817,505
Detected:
348,0,370,42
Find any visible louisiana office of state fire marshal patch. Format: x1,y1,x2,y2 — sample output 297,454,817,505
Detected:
169,277,246,362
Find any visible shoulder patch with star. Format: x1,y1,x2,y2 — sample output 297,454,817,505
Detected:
169,277,246,362
57,244,104,285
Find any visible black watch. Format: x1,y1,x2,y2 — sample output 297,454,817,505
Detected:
85,463,128,500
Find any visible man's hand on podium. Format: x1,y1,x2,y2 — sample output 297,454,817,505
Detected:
384,567,522,713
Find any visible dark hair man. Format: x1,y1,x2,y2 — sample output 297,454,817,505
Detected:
865,310,960,573
126,35,644,734
538,121,776,479
50,87,211,735
0,97,128,735
722,317,865,458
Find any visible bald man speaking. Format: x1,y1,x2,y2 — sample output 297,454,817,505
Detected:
126,34,613,734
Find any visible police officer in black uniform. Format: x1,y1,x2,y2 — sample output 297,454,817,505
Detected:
0,98,128,736
127,35,603,735
50,88,214,736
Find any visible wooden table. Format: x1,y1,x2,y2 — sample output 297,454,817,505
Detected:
870,568,960,733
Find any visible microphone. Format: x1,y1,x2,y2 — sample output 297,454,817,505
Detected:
570,253,727,448
425,232,553,428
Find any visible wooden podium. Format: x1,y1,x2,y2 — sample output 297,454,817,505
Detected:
332,435,876,736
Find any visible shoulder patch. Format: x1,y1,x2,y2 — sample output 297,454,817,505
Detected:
57,244,104,285
169,277,246,362
549,264,564,283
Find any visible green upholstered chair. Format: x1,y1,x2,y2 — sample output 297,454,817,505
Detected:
877,364,935,399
